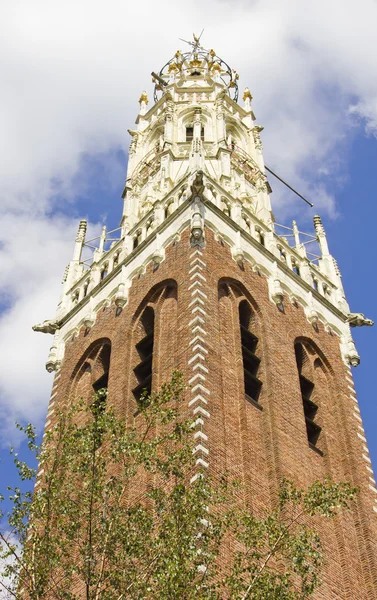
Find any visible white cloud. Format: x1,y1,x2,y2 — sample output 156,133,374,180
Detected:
1,0,377,441
0,215,75,443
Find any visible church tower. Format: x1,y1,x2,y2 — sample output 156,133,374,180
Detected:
34,38,377,598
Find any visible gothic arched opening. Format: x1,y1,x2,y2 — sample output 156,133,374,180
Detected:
294,340,328,452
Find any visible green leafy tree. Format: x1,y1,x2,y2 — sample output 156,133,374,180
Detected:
0,372,357,599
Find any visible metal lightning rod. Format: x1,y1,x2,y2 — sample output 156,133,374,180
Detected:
265,165,314,208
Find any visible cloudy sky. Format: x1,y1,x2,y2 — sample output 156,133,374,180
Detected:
1,0,376,477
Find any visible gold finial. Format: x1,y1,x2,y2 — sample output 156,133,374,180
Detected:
189,58,202,68
139,91,148,105
209,49,215,57
243,87,253,102
168,62,180,73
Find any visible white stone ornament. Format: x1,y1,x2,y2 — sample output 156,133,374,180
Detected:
32,320,60,334
83,298,96,329
46,345,60,373
347,339,361,367
269,262,284,306
347,313,374,327
305,293,319,326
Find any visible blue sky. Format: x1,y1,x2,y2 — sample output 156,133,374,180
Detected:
1,0,377,510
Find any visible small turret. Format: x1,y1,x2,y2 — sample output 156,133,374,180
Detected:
73,220,87,262
313,215,330,257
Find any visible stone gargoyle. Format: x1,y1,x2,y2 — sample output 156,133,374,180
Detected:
347,313,374,327
32,319,60,334
190,171,205,198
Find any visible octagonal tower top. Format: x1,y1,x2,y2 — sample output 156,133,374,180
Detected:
152,33,240,104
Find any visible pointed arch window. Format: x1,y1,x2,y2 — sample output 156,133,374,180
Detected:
255,228,265,247
133,306,154,403
113,252,120,268
291,259,300,277
100,263,109,281
83,280,90,297
133,230,143,250
164,201,174,219
92,344,110,394
239,300,262,406
89,344,111,447
186,126,204,142
295,343,322,450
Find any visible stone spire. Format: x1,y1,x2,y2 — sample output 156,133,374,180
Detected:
121,39,272,235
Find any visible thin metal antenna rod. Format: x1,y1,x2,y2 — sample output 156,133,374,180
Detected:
265,165,314,208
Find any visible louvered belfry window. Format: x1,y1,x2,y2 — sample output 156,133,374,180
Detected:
133,306,154,402
239,300,262,406
295,344,322,449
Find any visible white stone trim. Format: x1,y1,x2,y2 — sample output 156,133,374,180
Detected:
194,431,208,441
192,306,207,316
189,316,205,326
189,374,206,385
191,325,207,335
189,395,208,407
193,406,210,418
191,288,207,299
190,250,203,258
190,272,206,282
189,297,205,307
192,344,208,354
190,257,206,267
193,444,209,455
189,264,203,274
188,280,203,290
193,363,209,373
192,383,210,395
189,335,206,346
189,353,205,364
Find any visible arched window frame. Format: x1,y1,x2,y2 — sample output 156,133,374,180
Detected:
133,230,143,250
218,279,264,411
238,299,263,407
131,280,178,406
100,263,109,281
294,339,329,454
291,259,300,276
132,306,155,403
83,280,90,298
70,339,112,413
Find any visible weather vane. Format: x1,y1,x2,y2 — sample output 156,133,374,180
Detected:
179,30,205,52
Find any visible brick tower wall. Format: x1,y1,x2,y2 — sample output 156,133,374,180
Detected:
45,226,377,599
